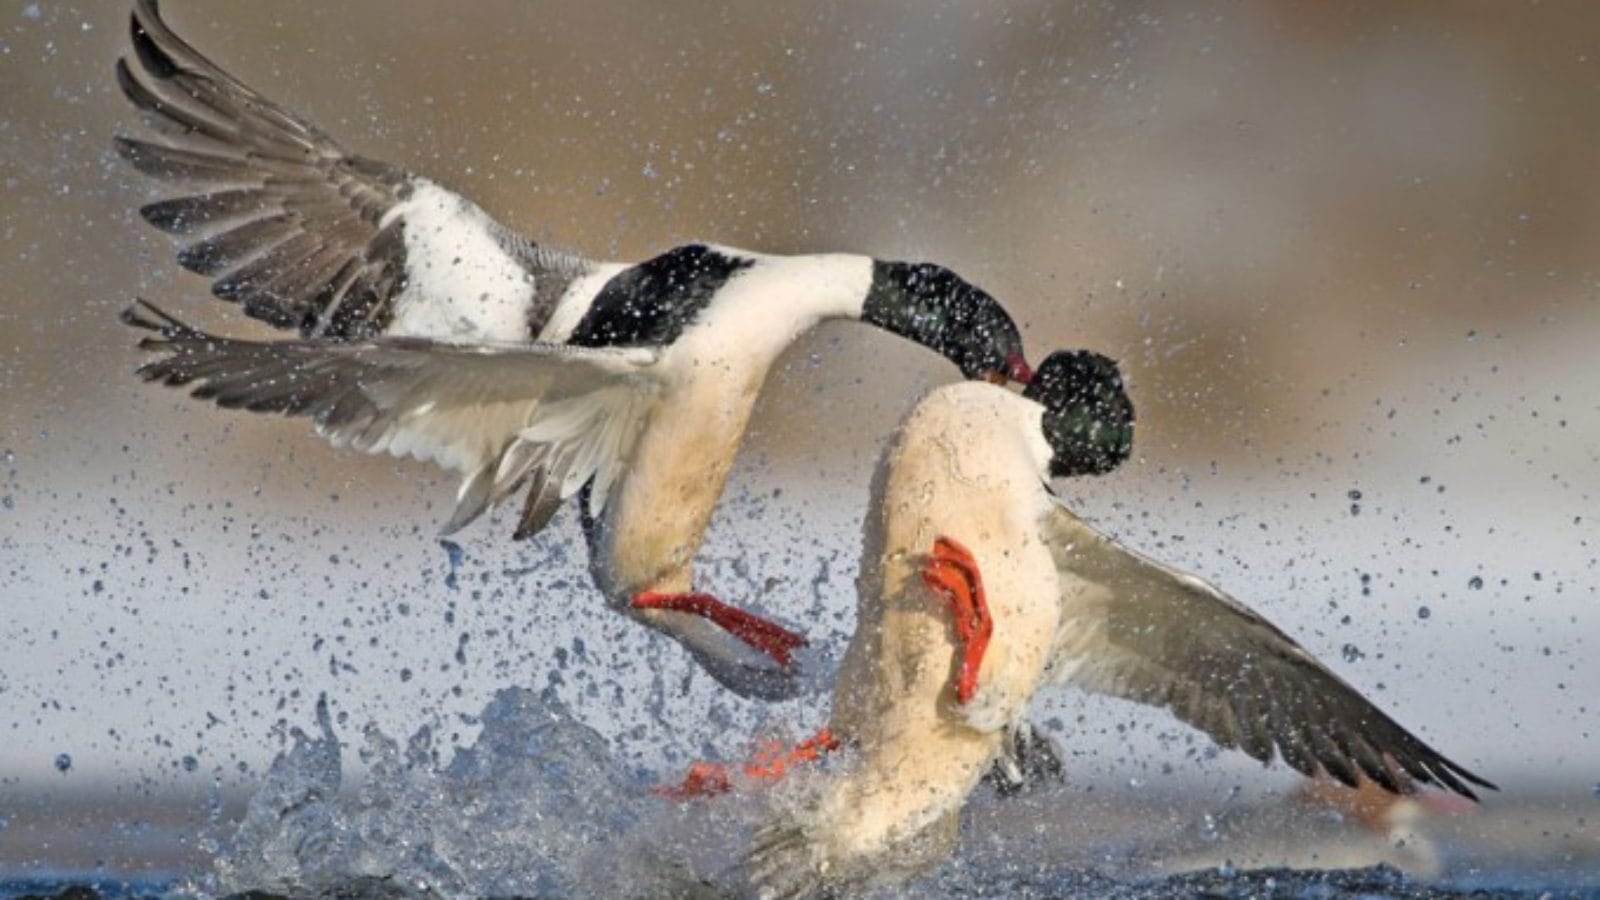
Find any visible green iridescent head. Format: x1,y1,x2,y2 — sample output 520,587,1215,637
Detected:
1022,350,1135,478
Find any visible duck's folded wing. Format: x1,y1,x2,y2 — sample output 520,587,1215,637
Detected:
124,300,659,537
1045,504,1494,800
116,0,588,342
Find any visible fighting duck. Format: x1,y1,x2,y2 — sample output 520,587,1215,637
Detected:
747,352,1492,897
116,1,1032,700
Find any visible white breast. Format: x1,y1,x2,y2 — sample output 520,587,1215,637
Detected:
756,383,1060,894
572,252,873,599
837,380,1061,744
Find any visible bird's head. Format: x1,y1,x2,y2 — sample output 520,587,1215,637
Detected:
864,261,1033,385
1023,349,1135,478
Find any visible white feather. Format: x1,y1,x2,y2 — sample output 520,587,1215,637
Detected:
384,179,538,343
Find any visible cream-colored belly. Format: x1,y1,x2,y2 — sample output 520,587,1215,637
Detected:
819,391,1061,862
590,365,760,600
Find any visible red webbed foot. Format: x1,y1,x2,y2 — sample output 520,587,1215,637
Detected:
654,728,841,800
631,591,808,669
741,727,841,781
653,761,733,800
920,536,994,705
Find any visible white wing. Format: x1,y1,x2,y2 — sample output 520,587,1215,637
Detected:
1045,501,1493,800
125,300,660,537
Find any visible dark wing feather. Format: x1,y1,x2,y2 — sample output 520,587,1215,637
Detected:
117,0,586,341
123,299,659,537
1046,504,1495,800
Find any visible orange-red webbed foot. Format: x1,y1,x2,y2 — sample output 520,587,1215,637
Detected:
653,761,734,800
631,591,808,669
741,727,841,781
920,535,994,705
654,728,841,800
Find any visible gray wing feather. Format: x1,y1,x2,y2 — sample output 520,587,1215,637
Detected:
117,0,587,340
1046,503,1494,800
512,471,568,542
123,299,658,538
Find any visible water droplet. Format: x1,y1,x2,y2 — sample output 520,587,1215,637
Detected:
439,540,464,591
54,753,71,773
182,755,199,772
1341,643,1364,663
1417,605,1432,620
1468,576,1484,590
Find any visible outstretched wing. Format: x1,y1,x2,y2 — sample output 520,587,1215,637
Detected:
1045,502,1494,800
116,0,589,342
124,300,659,536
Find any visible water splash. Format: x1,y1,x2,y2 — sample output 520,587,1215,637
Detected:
207,688,757,898
181,684,1534,898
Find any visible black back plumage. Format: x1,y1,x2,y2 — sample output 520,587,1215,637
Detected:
568,245,752,348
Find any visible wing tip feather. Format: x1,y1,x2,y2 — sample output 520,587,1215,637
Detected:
120,297,188,336
129,0,181,82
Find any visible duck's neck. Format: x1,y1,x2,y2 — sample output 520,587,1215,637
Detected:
859,259,1000,370
862,260,937,339
753,251,877,324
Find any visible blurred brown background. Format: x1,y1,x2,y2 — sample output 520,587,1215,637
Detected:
6,1,1598,461
1,0,1596,835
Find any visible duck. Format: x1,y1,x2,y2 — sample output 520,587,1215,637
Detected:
746,351,1493,898
115,0,1033,701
